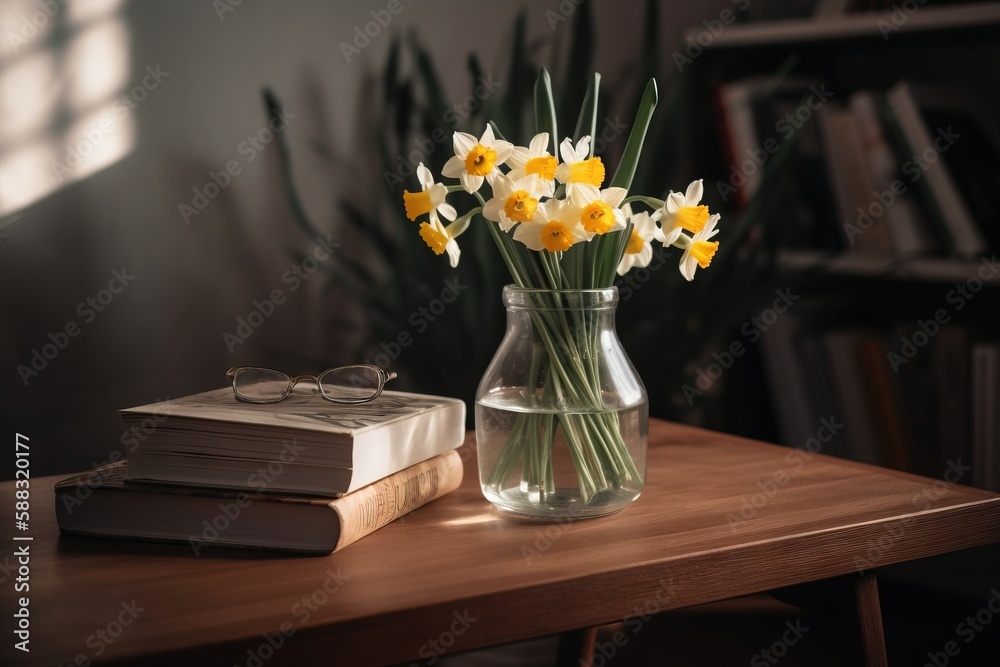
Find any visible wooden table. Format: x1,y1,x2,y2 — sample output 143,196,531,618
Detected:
4,419,1000,666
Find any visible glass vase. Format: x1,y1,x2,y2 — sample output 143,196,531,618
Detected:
475,286,648,518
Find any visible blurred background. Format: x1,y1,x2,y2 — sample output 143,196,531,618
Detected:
2,0,999,663
2,0,749,478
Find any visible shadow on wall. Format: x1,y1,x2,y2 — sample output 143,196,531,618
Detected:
1,0,135,215
2,0,742,479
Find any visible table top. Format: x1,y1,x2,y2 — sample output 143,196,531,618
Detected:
3,419,1000,666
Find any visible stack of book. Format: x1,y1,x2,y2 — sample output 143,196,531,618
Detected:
55,387,467,554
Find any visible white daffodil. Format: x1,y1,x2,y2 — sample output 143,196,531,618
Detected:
403,163,457,223
442,125,513,194
617,210,657,276
570,184,627,236
507,132,557,197
512,198,587,253
418,216,462,268
482,174,544,232
678,213,721,281
554,136,605,194
659,179,711,238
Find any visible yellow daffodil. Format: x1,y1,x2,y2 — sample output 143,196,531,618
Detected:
507,132,557,197
678,213,721,281
402,163,456,222
659,179,711,237
418,216,462,268
570,184,627,236
616,209,657,276
512,199,587,253
442,125,513,194
555,136,605,194
482,174,544,232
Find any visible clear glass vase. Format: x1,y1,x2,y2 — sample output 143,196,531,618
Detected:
475,286,648,518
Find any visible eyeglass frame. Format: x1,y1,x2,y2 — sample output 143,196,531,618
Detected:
225,364,398,404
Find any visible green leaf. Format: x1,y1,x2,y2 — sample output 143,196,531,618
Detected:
383,36,400,103
606,220,634,286
262,87,325,242
307,139,339,164
572,73,600,157
500,10,530,141
338,200,398,265
533,67,558,155
609,78,658,191
409,33,447,122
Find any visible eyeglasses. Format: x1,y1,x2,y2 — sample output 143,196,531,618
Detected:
226,365,397,404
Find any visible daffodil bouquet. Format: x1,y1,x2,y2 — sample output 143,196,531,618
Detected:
402,69,721,511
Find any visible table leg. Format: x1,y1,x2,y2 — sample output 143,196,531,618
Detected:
850,572,888,667
770,570,889,666
556,626,597,667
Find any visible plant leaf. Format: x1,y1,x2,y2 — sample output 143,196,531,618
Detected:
409,33,447,121
572,73,600,157
383,36,400,103
609,78,658,191
263,87,326,242
533,67,558,155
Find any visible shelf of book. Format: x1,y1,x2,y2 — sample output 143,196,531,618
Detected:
682,5,1000,494
692,3,1000,50
777,251,1000,285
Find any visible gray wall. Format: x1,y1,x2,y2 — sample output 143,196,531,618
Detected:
1,0,734,478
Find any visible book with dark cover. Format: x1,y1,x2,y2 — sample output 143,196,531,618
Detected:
120,388,466,496
849,90,934,258
972,342,1000,492
883,81,991,258
715,76,842,252
56,451,464,555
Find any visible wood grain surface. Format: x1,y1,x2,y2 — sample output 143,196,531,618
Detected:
3,419,999,666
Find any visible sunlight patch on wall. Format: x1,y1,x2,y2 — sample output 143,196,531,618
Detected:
65,19,130,111
1,143,59,214
0,0,131,217
0,50,58,143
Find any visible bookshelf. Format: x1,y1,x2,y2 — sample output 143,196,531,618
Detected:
689,3,1000,48
684,4,1000,490
777,251,1000,284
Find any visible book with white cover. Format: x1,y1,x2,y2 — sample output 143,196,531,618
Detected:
120,388,466,497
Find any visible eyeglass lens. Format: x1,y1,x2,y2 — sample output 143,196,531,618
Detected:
319,366,383,402
233,367,291,402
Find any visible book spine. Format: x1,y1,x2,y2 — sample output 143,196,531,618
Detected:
885,83,985,258
329,450,464,552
